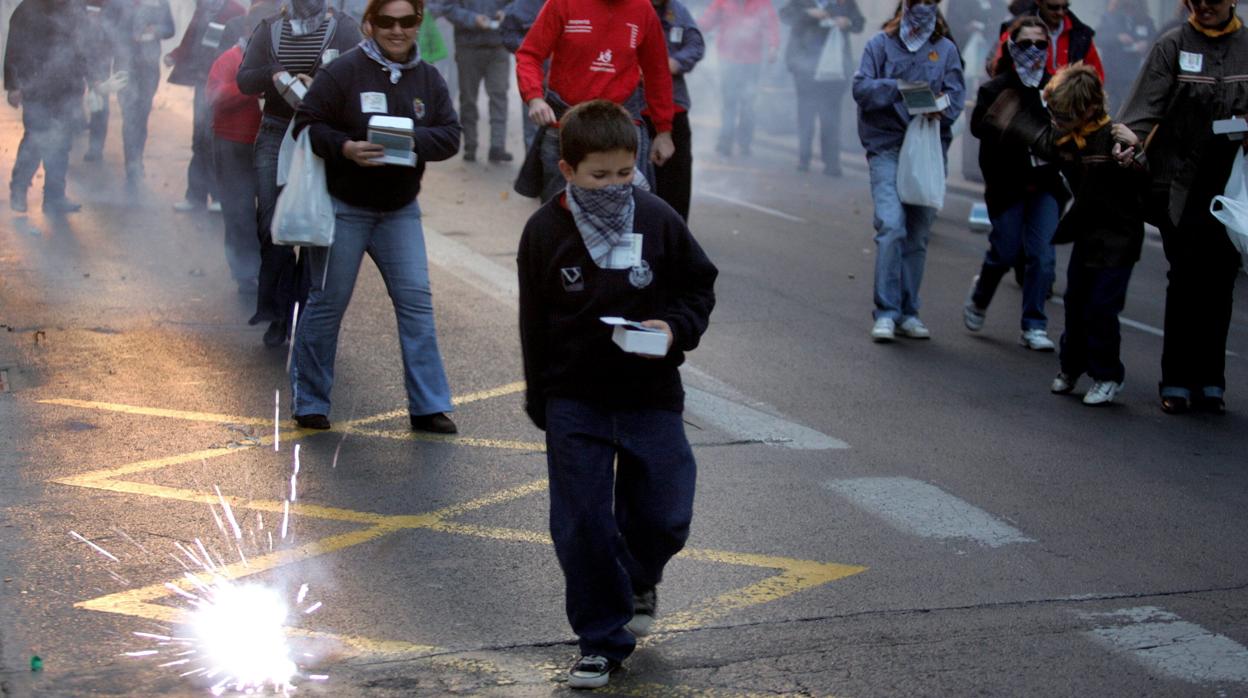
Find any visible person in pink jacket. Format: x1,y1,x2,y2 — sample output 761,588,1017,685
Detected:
698,0,780,157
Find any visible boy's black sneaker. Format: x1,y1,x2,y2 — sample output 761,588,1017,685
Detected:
567,654,618,689
294,414,331,430
626,587,657,637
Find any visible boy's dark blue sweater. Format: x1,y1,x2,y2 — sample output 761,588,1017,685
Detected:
293,46,461,211
517,189,718,429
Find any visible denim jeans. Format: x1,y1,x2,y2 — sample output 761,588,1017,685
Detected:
971,191,1059,331
544,398,696,662
793,74,847,173
455,45,510,153
252,117,306,325
291,198,453,418
11,98,74,200
718,61,761,152
118,59,161,174
1059,252,1134,383
868,148,938,321
213,138,261,284
186,82,217,204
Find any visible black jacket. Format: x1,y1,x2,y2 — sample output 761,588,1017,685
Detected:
167,0,246,85
3,0,91,103
517,189,717,429
970,70,1066,217
237,11,362,121
293,46,460,210
779,0,863,79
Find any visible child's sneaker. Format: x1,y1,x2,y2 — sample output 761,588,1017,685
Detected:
963,276,986,331
626,588,657,637
1051,372,1077,394
1020,328,1055,352
1083,380,1123,406
871,317,896,343
568,655,619,689
896,316,931,339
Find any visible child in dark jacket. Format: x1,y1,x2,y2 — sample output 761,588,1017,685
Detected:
1035,63,1146,406
516,99,717,689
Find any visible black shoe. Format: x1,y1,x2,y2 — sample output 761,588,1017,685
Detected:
488,148,514,163
1194,390,1227,414
1160,395,1189,415
626,587,657,637
410,412,457,434
567,655,619,690
463,150,476,162
84,149,102,163
10,190,27,213
293,413,331,430
43,197,81,213
262,320,287,347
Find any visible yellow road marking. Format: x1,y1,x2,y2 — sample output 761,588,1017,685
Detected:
346,426,544,452
37,398,272,426
341,381,527,429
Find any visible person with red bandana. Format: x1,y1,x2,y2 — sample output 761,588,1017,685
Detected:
994,0,1103,81
514,0,676,202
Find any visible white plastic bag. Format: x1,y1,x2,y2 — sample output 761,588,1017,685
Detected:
896,116,946,209
272,129,335,247
1210,149,1248,257
275,119,297,187
813,25,845,82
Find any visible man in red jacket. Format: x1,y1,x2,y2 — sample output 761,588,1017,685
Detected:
699,0,780,157
515,0,675,200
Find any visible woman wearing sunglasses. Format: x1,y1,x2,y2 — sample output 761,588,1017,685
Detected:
1118,0,1248,414
238,0,362,348
288,0,461,434
963,15,1065,351
853,0,965,343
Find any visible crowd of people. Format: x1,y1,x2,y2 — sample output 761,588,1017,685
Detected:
2,0,1246,688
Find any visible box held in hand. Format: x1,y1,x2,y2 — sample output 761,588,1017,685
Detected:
600,317,668,357
368,115,418,167
275,71,307,108
898,80,951,115
1213,117,1248,138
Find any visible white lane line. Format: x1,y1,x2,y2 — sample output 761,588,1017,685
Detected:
1084,607,1248,686
823,477,1034,548
697,190,808,224
422,226,850,450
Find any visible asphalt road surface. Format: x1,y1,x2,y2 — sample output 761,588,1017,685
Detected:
1,83,1247,698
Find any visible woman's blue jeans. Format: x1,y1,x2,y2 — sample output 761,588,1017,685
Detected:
291,198,453,418
869,148,938,321
971,191,1059,330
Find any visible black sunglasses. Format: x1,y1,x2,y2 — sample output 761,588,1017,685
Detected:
372,14,419,29
1014,39,1050,50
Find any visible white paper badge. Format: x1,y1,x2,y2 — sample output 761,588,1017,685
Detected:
322,48,339,64
360,92,388,114
1179,51,1203,73
669,26,683,44
603,233,642,270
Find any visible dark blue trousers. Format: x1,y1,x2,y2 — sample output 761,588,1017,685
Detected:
544,398,696,662
1059,254,1134,383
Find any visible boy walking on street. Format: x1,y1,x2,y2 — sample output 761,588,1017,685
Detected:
517,100,717,689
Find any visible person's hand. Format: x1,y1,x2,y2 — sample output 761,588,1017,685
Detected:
668,57,680,75
342,140,386,167
6,90,20,108
806,7,829,19
650,130,675,166
295,73,313,87
638,319,673,357
163,53,175,67
834,15,851,30
1111,122,1140,147
1118,32,1133,45
475,13,491,28
528,97,556,126
1111,141,1136,165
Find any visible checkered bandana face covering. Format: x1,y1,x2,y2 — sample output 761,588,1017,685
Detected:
567,183,636,268
900,3,938,52
1007,40,1046,87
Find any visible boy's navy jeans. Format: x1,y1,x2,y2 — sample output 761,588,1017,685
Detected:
544,398,696,662
1060,251,1134,383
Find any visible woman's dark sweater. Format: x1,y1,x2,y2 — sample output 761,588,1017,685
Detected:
293,46,461,211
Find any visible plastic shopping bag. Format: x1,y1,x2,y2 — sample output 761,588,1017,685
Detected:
275,119,297,187
896,116,946,209
272,129,335,247
1210,149,1248,257
813,25,845,82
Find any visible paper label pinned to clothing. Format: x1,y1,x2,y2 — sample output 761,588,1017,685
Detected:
602,233,642,270
1179,51,1203,73
360,92,388,114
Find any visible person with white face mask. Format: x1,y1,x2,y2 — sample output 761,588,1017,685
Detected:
962,15,1066,350
852,0,965,343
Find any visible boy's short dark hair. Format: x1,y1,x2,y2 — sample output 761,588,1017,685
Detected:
1043,62,1108,125
558,100,638,169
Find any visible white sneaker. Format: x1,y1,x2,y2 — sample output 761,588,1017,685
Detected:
172,199,200,212
963,276,986,332
1051,372,1077,394
896,316,931,339
871,317,896,342
568,655,618,689
207,200,223,213
1082,380,1123,406
1020,328,1055,352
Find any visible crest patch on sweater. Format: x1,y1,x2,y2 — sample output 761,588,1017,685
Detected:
561,266,584,291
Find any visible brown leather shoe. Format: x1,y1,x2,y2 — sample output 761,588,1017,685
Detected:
410,412,457,434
